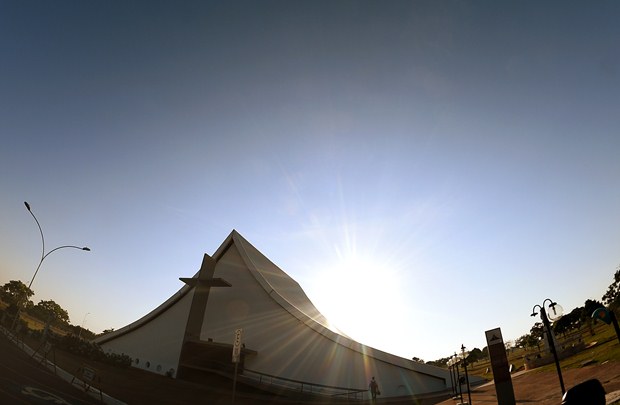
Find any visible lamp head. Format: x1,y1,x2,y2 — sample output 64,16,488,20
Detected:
546,301,563,321
82,247,91,251
549,302,558,314
24,201,31,211
531,303,544,317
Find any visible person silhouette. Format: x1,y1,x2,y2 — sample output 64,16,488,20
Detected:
369,376,379,400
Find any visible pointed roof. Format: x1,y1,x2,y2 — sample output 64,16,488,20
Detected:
95,230,445,381
214,231,447,379
214,230,339,334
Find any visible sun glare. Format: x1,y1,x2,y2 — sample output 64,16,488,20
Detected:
314,253,406,347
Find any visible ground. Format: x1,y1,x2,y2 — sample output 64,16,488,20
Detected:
6,318,620,404
26,342,620,404
436,361,620,404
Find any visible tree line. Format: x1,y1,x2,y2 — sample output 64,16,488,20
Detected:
0,279,96,340
421,264,620,367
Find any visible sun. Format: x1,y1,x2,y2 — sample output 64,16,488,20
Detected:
312,253,406,347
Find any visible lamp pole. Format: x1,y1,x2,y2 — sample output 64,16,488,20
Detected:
461,344,472,405
447,358,455,396
78,312,90,339
454,352,462,401
12,202,90,331
532,299,565,395
23,201,91,291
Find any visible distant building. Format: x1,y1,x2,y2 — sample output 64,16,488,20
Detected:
96,230,462,399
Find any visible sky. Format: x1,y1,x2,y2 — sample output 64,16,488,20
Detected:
1,1,619,362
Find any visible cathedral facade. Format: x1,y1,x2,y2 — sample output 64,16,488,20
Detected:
96,230,457,399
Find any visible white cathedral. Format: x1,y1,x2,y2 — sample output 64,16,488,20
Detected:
96,230,465,400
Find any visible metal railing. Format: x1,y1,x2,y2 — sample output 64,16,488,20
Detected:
241,368,368,400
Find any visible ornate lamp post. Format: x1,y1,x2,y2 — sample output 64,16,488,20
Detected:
447,357,456,397
461,344,472,405
12,202,90,330
454,352,462,401
531,299,565,395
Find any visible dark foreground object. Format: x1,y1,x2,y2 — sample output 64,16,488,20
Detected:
0,332,100,404
561,378,606,405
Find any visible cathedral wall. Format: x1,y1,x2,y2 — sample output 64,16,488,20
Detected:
200,243,448,396
95,231,454,397
100,289,192,377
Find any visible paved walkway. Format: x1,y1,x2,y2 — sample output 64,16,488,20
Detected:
437,361,620,405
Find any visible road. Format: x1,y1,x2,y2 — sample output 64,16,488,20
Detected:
0,332,101,404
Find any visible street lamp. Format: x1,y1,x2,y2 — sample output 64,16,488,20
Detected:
453,352,462,401
461,344,472,405
531,299,565,395
24,201,90,291
12,202,90,330
78,312,90,339
447,357,456,397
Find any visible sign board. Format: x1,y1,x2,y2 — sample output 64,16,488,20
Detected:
485,328,516,405
72,365,103,401
82,366,97,383
232,328,242,363
486,328,504,346
593,307,612,324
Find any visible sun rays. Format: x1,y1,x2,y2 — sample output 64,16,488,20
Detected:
310,231,409,353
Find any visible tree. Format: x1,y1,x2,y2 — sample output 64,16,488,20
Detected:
602,265,620,307
553,307,582,335
583,299,605,320
467,347,484,363
515,334,529,349
529,322,544,350
426,356,451,368
583,298,605,335
66,324,96,340
0,280,34,314
30,300,70,325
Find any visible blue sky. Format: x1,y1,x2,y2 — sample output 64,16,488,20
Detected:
1,1,619,361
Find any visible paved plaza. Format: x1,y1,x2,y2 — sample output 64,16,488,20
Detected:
436,362,620,405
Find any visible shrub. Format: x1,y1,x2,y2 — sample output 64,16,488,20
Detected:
49,333,132,368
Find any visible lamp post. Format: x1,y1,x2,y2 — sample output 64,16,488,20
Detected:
461,344,472,405
78,312,90,339
12,202,90,330
447,357,456,396
23,201,91,291
454,352,462,401
531,299,565,395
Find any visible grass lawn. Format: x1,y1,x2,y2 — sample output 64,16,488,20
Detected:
465,321,619,380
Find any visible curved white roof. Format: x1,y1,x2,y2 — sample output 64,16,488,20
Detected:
96,230,450,380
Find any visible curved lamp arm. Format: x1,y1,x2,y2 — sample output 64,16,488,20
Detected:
24,201,45,263
27,245,91,289
24,202,90,290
